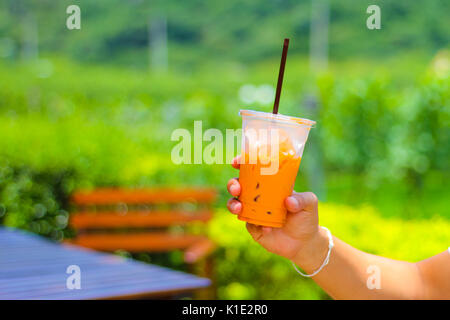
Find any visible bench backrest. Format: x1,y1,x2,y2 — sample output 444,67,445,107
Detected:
69,188,217,254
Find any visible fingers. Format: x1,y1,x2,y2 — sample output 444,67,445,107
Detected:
285,192,318,213
227,198,242,214
246,223,263,242
246,223,272,243
227,178,241,197
261,226,272,236
231,155,241,169
226,158,242,215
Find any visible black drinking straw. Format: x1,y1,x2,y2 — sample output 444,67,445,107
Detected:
272,38,289,114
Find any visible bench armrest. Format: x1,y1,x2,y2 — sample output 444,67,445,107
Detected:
184,238,216,263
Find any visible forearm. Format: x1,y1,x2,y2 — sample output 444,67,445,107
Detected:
292,227,425,299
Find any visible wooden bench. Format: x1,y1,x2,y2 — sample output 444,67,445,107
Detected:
68,188,217,297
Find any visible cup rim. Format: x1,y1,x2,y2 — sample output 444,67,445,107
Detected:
239,109,316,128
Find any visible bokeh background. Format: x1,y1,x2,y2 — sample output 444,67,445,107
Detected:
0,0,449,299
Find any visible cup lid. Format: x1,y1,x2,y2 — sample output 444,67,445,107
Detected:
239,109,316,128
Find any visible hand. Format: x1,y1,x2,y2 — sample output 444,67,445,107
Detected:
227,156,326,268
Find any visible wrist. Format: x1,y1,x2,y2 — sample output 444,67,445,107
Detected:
291,226,330,274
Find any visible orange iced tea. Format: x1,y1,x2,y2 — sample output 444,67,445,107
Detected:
237,110,315,228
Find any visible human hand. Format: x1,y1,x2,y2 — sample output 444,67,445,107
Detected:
227,156,325,267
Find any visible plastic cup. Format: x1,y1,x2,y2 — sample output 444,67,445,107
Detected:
237,110,315,228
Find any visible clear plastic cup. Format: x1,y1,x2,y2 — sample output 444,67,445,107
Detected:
237,110,315,228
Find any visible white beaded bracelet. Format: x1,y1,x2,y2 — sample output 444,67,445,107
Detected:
291,226,334,278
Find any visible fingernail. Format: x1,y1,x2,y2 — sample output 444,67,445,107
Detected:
287,196,299,210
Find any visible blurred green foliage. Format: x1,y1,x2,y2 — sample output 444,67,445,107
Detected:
0,3,449,297
317,70,449,184
1,0,449,67
0,164,74,240
0,57,448,304
0,56,448,217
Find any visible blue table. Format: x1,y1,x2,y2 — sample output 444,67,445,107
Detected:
0,227,210,299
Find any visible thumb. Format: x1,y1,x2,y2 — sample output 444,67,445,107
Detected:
283,192,319,239
285,192,318,213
